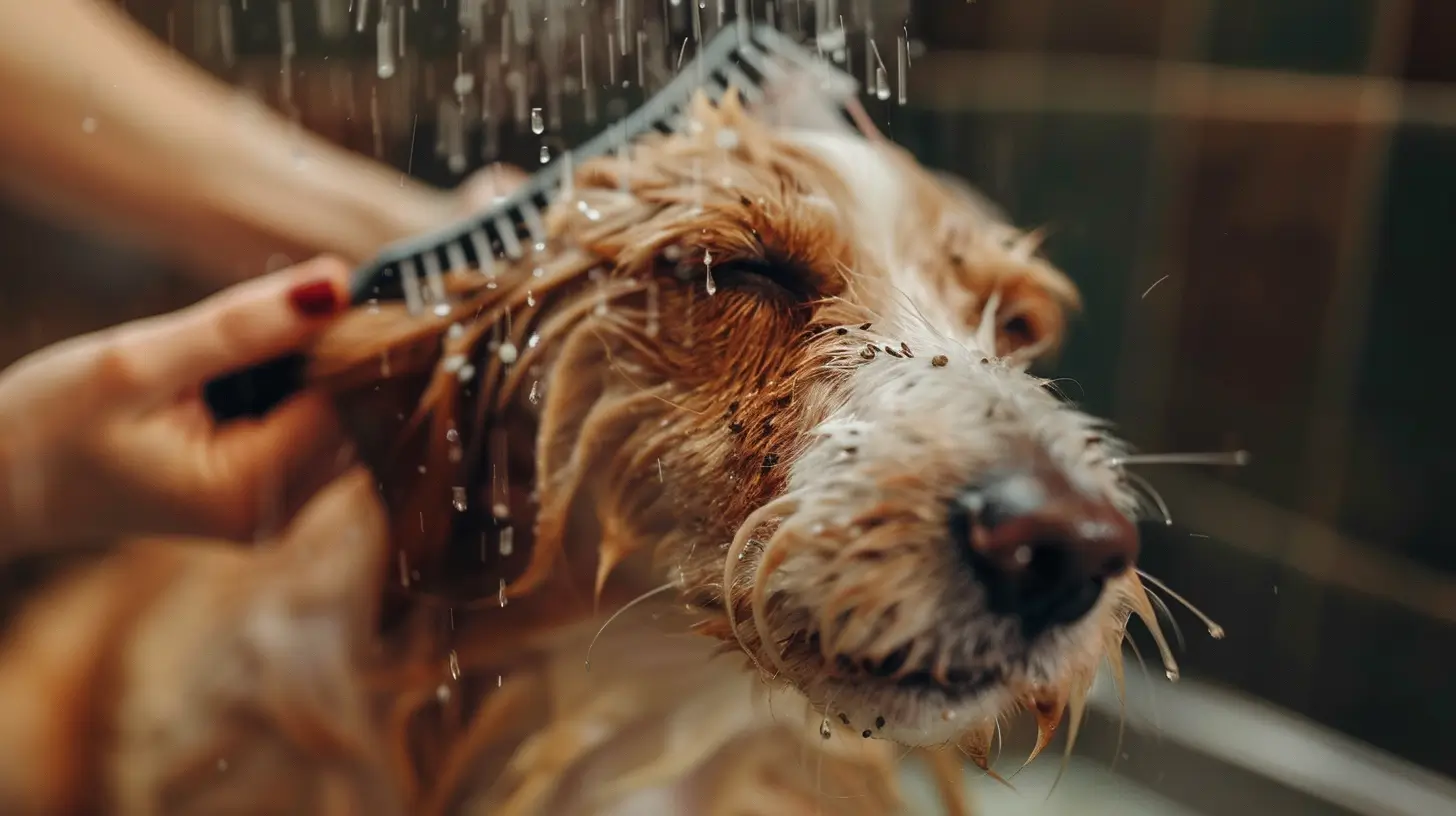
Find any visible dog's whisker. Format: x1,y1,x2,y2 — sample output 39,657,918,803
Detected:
584,581,681,672
1137,569,1224,640
1111,450,1250,468
1139,586,1186,653
1122,470,1173,526
1126,574,1182,682
724,493,803,678
751,524,802,679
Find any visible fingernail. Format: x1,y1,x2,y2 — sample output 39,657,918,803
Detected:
288,279,341,318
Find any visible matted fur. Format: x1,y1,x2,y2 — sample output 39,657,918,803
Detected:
0,90,1175,814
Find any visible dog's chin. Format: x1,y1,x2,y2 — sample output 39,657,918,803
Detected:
803,668,1019,747
769,607,1113,748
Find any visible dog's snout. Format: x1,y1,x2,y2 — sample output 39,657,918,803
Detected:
951,468,1137,638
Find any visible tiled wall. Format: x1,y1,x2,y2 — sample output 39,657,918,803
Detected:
897,0,1456,777
3,0,1454,783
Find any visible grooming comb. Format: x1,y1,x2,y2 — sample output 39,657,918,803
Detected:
205,23,860,422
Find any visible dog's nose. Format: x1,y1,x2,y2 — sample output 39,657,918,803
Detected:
950,468,1138,638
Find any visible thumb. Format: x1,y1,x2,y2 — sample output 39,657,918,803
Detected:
111,256,350,401
454,163,529,217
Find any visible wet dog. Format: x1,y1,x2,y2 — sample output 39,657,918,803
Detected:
0,89,1171,815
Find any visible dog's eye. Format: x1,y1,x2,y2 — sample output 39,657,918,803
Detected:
703,258,815,301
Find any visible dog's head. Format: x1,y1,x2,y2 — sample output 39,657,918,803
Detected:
313,91,1163,762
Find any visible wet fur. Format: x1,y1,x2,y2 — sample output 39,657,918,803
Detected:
0,91,1173,814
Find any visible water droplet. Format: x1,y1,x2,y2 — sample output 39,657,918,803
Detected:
436,683,452,703
217,759,228,772
433,303,451,317
539,144,551,164
499,526,514,556
715,128,740,149
81,117,98,133
457,364,475,382
492,502,510,519
875,66,891,100
498,341,518,364
498,578,508,607
448,650,461,680
528,380,542,404
442,354,466,374
527,332,541,348
704,250,716,295
497,675,503,687
526,289,537,306
446,428,460,443
820,719,832,739
530,107,544,134
451,486,468,512
453,73,475,97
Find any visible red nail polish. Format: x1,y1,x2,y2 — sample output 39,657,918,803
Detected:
288,279,340,318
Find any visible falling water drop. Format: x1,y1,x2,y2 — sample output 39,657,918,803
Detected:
897,34,909,105
81,117,98,133
874,66,891,100
498,578,508,607
492,501,510,519
498,341,519,364
527,332,540,349
448,650,461,680
499,526,515,556
447,427,462,462
539,145,551,164
376,16,396,78
528,381,541,404
436,684,451,703
704,250,717,295
530,107,544,134
452,486,468,512
820,719,832,739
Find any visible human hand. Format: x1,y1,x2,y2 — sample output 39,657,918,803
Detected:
0,256,357,550
449,163,531,220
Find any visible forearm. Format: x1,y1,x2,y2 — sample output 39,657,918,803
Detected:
0,0,452,282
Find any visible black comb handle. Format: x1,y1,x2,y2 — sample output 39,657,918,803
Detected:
204,352,309,422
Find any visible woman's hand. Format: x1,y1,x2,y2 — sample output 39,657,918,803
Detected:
0,256,357,551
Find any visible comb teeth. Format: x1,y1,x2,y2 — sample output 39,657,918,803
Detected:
349,24,860,314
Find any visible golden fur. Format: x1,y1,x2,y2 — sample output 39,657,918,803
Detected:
0,90,1172,814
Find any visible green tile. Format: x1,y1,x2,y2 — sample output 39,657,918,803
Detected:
1342,124,1456,574
1202,0,1378,75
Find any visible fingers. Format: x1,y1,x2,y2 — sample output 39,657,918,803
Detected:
204,391,354,540
110,256,349,402
454,163,529,216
